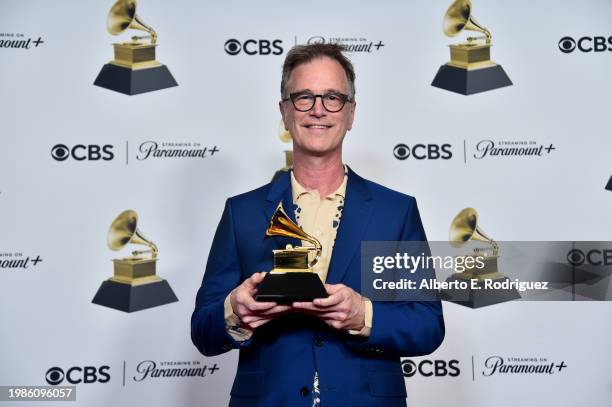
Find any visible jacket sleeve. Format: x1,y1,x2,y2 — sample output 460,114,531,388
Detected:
345,197,445,357
191,198,254,356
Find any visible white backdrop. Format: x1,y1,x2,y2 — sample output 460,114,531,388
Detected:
1,0,611,406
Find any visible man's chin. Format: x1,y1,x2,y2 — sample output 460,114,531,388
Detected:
297,146,339,158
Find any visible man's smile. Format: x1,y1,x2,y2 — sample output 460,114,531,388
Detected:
304,124,332,129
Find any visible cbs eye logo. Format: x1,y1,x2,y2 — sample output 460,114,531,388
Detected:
558,37,576,53
45,367,64,385
224,39,283,55
558,36,612,53
51,144,70,161
567,248,612,266
224,39,242,55
45,366,110,385
393,143,452,160
51,144,114,162
401,359,460,377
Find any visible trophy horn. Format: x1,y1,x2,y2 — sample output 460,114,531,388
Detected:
266,203,322,268
443,0,491,43
449,208,498,255
107,209,158,258
106,0,157,44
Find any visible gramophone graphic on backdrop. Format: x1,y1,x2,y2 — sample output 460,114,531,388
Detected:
431,0,512,95
440,208,520,308
93,0,178,95
606,175,612,191
92,210,178,312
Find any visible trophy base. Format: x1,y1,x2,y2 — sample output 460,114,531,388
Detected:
92,278,178,313
255,272,328,304
93,63,178,95
431,64,512,95
440,275,521,309
606,175,612,191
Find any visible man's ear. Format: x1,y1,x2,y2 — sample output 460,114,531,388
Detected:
279,101,286,128
347,100,356,131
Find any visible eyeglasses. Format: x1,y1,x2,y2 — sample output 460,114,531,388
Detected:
283,91,352,113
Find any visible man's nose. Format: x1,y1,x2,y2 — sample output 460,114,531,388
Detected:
310,96,326,117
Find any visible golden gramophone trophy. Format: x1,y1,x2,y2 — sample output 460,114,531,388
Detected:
93,0,178,95
92,210,178,312
255,203,328,303
272,119,293,181
440,208,520,308
431,0,512,95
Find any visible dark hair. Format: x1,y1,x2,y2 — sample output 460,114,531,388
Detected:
281,43,355,99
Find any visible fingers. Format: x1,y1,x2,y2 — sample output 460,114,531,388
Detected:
292,302,324,313
293,300,350,314
312,291,344,307
240,304,292,329
244,271,267,289
257,304,292,315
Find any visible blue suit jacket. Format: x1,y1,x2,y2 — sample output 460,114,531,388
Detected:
191,167,445,407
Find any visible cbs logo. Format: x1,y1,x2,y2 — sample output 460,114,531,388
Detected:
393,144,452,160
559,36,612,53
45,366,110,385
402,359,460,377
51,144,114,161
567,249,612,266
224,39,283,55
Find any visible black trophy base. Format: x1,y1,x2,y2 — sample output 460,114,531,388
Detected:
255,272,328,304
431,64,512,95
93,63,178,95
606,175,612,191
92,279,178,312
440,276,521,309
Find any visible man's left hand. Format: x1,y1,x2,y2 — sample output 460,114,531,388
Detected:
293,283,365,331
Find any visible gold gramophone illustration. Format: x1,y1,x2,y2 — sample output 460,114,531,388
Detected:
92,210,178,312
93,0,178,95
255,203,328,303
431,0,512,95
441,208,520,308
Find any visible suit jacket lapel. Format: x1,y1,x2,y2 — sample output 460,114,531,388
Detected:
326,167,373,284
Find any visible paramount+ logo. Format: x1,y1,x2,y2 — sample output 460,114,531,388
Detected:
393,143,452,160
558,36,612,53
45,366,110,385
224,39,283,56
51,144,114,162
401,359,460,377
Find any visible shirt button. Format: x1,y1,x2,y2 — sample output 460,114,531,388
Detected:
300,386,310,397
314,337,324,347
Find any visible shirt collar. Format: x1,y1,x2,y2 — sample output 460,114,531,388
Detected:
291,164,348,202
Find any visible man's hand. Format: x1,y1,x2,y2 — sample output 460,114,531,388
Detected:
292,283,365,331
230,272,291,330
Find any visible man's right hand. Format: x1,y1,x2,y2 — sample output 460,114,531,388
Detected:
230,272,291,330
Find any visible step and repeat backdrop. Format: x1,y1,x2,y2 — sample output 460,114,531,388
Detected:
1,0,611,406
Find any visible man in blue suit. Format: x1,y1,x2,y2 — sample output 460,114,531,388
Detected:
191,43,445,406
